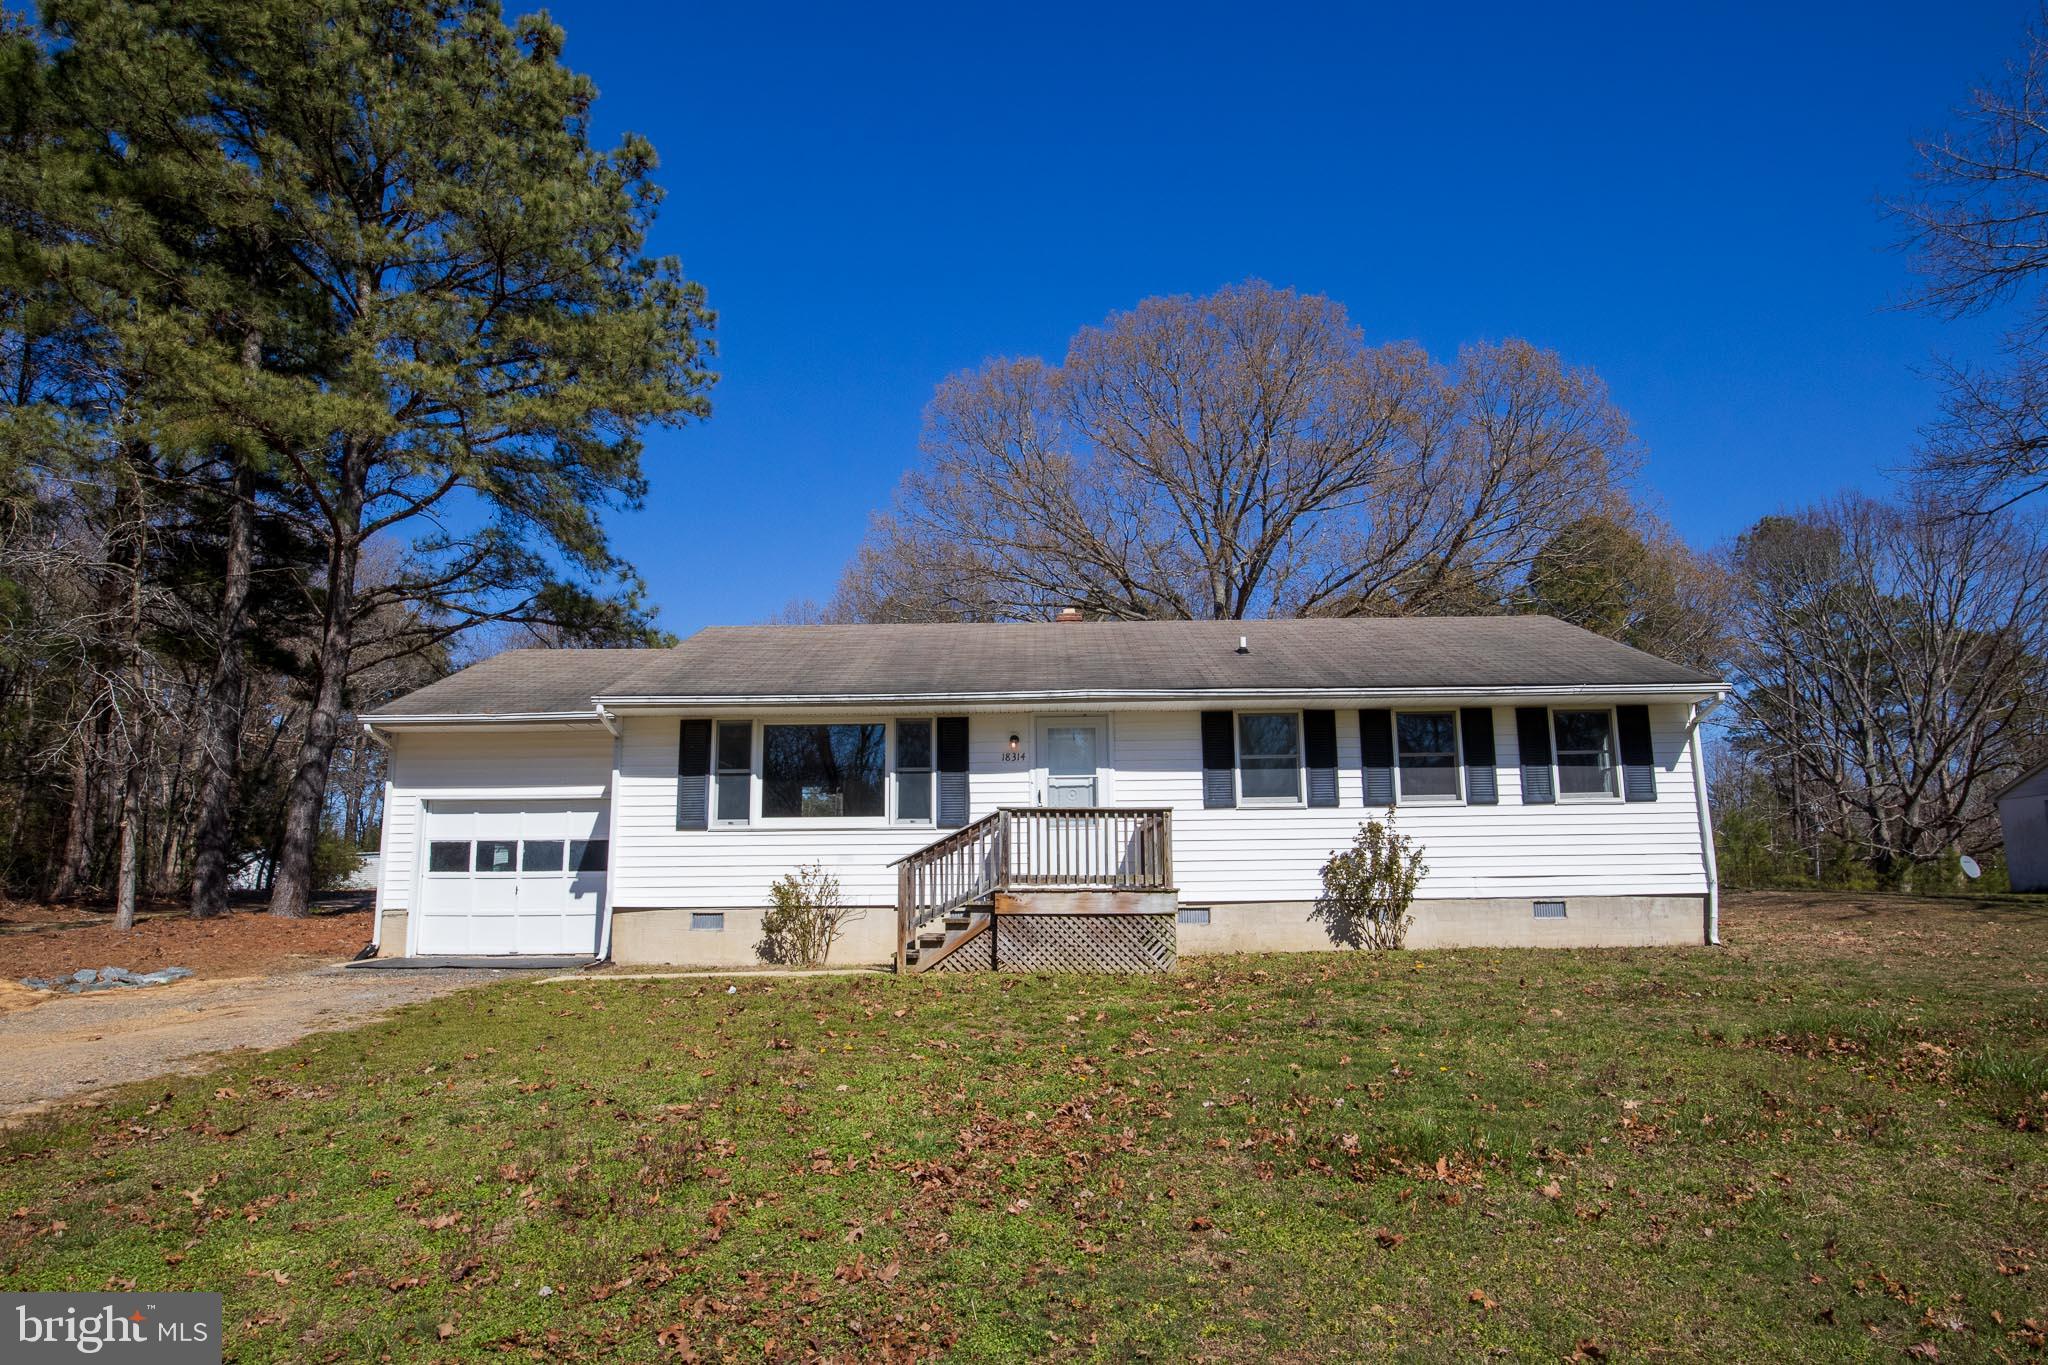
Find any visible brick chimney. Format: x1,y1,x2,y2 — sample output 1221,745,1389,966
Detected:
1054,606,1084,624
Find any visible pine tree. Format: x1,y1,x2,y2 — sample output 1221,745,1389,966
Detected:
34,0,716,914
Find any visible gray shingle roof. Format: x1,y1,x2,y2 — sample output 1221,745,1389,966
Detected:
369,648,656,718
369,617,1723,719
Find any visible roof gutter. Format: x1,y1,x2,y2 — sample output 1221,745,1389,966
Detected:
368,683,1732,729
593,682,1729,711
359,710,615,729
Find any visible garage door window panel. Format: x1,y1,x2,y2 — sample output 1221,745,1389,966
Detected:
475,839,517,873
428,841,470,873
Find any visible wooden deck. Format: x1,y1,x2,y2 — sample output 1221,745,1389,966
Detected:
894,807,1176,972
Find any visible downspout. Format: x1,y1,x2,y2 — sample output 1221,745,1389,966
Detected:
1685,698,1724,946
596,709,622,965
361,723,392,959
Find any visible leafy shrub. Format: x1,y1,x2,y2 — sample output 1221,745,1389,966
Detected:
1312,816,1427,950
311,831,366,893
759,863,862,966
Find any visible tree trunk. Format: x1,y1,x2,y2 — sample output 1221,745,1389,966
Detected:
190,459,256,918
114,761,142,930
49,729,96,901
269,443,364,918
156,739,198,895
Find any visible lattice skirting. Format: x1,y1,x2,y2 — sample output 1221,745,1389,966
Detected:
925,926,994,972
993,913,1177,973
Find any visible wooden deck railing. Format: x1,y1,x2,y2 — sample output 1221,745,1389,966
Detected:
894,807,1174,971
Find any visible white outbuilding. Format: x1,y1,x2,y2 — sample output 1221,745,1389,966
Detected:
1997,759,2048,893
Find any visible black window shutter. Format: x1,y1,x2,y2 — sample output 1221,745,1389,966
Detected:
1515,707,1555,804
936,716,970,827
1303,709,1338,808
1460,708,1499,805
1617,704,1657,802
676,719,712,831
1199,711,1236,809
1359,708,1394,806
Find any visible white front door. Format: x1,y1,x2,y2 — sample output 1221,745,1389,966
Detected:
1041,720,1102,808
417,800,608,955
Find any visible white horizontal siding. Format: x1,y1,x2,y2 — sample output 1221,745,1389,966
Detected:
1119,706,1707,902
603,704,1707,910
612,713,1036,908
378,791,417,911
378,729,615,912
1999,764,2048,891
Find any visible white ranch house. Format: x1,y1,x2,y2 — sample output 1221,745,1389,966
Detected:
361,617,1728,969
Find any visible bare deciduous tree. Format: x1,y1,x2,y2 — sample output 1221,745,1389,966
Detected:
1895,16,2048,511
837,282,1638,622
1727,495,2048,884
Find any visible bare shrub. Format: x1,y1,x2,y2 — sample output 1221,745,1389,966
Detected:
759,864,862,967
1313,817,1427,950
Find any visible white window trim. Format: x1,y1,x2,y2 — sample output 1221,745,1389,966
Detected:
1550,705,1623,803
891,717,937,827
712,719,754,827
1234,709,1306,808
1393,708,1464,805
749,717,905,827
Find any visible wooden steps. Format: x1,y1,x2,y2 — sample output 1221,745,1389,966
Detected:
894,807,1176,973
902,904,991,969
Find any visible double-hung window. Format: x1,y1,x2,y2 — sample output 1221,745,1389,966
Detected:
894,719,934,824
714,721,752,823
1395,711,1460,801
1552,709,1618,798
1236,712,1302,804
762,723,887,818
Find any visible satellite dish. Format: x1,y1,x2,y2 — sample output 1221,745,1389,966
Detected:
1959,855,1982,880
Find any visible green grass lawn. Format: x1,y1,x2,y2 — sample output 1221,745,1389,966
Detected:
3,892,2045,1362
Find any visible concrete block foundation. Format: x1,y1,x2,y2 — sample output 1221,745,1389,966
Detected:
595,894,1707,967
1174,895,1709,955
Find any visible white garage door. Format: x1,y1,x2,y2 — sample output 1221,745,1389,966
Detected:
418,801,608,956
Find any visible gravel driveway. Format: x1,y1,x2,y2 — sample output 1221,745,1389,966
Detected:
0,964,508,1123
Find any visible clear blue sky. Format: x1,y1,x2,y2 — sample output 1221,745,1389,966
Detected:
537,0,2028,634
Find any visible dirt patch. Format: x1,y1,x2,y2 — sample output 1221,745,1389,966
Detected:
0,980,46,1015
1720,888,2048,965
0,965,502,1123
0,903,371,985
